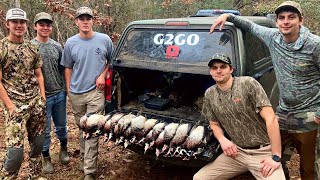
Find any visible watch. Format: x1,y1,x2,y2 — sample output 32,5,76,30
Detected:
272,155,281,162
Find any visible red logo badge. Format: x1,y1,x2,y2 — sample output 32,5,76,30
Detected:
165,45,180,59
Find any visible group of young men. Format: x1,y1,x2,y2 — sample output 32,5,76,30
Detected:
0,1,319,180
0,6,113,180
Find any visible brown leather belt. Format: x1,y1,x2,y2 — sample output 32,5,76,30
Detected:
242,144,270,149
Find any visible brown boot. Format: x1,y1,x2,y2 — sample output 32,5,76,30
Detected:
59,146,70,164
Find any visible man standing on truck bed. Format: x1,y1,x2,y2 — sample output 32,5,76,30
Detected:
210,1,320,179
61,6,113,180
0,8,46,179
193,53,285,179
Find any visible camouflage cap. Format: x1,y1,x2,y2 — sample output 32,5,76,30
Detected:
275,1,302,15
208,53,232,67
75,6,93,18
34,12,53,24
6,8,28,21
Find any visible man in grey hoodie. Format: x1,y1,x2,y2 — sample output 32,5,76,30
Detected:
210,1,320,179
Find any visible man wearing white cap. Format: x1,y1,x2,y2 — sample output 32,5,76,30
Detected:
210,1,320,179
0,8,46,179
61,6,113,180
31,12,70,174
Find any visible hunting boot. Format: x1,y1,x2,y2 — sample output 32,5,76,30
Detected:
42,156,54,174
59,146,70,164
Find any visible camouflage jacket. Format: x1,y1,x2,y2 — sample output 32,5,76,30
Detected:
202,76,271,148
0,37,43,102
228,14,320,133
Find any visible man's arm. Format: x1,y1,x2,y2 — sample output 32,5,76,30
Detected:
34,68,46,100
0,70,15,113
259,106,282,177
209,120,238,159
210,13,274,46
64,67,72,93
96,63,109,91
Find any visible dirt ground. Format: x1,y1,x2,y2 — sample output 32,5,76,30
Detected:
0,100,301,180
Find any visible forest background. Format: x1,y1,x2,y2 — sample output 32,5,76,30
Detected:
0,0,319,45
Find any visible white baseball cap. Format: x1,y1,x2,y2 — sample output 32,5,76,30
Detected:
6,8,28,21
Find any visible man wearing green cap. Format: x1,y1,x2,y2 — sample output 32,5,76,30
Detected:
194,53,285,179
0,8,46,179
31,12,70,174
210,1,320,179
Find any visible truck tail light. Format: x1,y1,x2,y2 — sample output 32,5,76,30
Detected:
105,69,113,101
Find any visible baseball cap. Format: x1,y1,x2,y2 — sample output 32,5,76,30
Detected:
275,1,302,15
75,7,93,18
34,12,53,23
208,53,232,67
6,8,28,21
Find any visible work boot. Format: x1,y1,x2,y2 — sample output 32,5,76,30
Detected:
42,157,54,174
59,146,70,164
83,174,95,180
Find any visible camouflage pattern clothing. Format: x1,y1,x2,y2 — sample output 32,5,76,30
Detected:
202,76,272,148
227,14,320,179
228,14,320,133
0,37,46,179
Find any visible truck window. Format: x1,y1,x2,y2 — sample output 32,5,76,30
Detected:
117,29,234,66
243,31,271,68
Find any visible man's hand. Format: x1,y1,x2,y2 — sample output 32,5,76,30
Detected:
219,137,238,159
260,157,281,177
210,14,231,33
314,116,320,125
96,74,106,91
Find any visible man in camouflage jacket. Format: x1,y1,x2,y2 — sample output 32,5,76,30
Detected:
210,1,320,179
0,8,46,179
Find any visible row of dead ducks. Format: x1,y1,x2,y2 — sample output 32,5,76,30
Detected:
80,112,215,160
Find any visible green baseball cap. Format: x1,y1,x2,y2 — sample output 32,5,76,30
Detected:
208,53,232,67
275,1,302,15
75,7,93,18
34,12,53,23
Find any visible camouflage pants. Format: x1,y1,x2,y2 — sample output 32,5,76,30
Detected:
277,108,319,180
0,95,46,179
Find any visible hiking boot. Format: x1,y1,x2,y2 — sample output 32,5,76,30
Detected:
83,174,95,180
42,157,54,174
59,146,70,164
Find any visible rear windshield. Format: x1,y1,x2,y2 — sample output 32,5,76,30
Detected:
117,28,234,66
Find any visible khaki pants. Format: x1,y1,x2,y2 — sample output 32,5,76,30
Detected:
281,130,317,180
68,89,105,175
193,145,285,180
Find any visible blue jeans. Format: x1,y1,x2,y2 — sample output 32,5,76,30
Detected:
43,91,67,152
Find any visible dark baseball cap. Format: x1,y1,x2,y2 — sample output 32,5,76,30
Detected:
208,53,232,67
275,1,302,15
